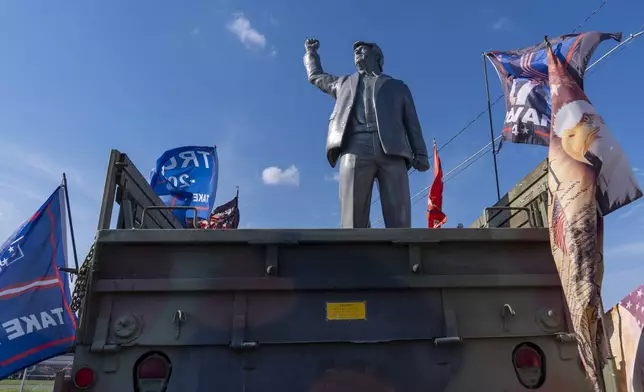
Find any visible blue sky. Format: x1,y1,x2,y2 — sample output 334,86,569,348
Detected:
0,0,642,307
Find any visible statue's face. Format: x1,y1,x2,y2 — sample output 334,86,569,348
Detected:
354,45,372,67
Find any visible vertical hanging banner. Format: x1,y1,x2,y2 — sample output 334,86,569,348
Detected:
605,284,644,392
0,186,77,379
486,32,621,146
545,38,642,391
149,146,219,226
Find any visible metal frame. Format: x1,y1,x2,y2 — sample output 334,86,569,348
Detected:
484,206,535,228
92,275,561,293
95,227,550,244
96,149,183,230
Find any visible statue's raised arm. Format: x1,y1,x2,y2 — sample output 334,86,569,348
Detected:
303,39,339,98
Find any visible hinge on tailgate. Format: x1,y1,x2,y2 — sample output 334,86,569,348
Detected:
99,344,120,353
554,332,578,360
90,343,120,354
230,293,259,350
88,345,120,373
555,332,578,343
434,308,463,346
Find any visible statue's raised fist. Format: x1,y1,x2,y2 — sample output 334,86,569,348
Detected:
305,38,320,52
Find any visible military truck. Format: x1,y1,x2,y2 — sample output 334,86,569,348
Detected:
55,150,597,391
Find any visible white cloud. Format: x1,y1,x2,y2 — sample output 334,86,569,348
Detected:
325,172,340,182
227,13,267,50
262,165,300,186
270,47,278,57
492,17,510,31
634,167,643,176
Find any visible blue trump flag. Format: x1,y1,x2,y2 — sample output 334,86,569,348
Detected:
486,31,621,146
149,146,219,226
0,186,76,378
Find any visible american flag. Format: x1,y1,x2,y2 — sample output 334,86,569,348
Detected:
200,189,240,230
619,284,644,330
551,196,568,255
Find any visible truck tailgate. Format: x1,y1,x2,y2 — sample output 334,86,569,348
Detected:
70,228,593,392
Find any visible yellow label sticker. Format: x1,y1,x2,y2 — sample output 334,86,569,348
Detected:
326,301,367,321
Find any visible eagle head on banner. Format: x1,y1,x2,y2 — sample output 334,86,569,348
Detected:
549,50,642,216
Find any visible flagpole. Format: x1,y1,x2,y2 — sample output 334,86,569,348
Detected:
482,52,502,202
62,173,80,271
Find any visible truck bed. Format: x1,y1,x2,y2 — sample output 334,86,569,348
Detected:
68,228,593,392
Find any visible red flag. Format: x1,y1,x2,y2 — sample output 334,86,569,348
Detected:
427,140,447,228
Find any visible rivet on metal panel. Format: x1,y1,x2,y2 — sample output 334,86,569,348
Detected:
113,314,138,339
172,310,187,340
109,313,143,345
408,245,422,274
502,304,516,332
265,246,279,276
536,308,561,332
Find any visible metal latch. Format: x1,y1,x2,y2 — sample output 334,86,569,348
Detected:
173,310,187,340
502,304,516,332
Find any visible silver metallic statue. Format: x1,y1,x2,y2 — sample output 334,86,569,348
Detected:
303,39,430,228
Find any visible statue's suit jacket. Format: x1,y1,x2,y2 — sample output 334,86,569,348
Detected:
304,51,428,168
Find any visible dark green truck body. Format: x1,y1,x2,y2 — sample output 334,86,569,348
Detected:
56,151,595,391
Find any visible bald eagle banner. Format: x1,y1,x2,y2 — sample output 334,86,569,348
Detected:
486,32,621,146
545,39,642,391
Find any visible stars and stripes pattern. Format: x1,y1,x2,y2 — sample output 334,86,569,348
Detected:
199,189,240,230
519,51,548,80
486,32,621,147
551,197,568,255
0,236,25,275
619,284,644,330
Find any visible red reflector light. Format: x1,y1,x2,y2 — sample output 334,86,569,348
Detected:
73,367,95,389
514,347,542,368
512,343,546,389
137,355,169,379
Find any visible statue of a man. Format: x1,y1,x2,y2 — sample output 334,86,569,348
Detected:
303,39,430,228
